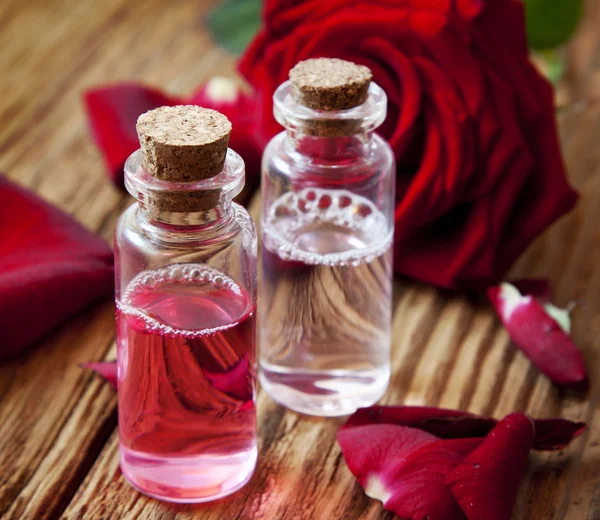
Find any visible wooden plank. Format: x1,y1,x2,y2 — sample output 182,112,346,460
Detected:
0,305,117,518
0,0,598,517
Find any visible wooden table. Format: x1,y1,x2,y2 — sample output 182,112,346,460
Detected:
1,0,599,518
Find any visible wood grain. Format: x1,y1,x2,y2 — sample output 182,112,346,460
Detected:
0,0,599,519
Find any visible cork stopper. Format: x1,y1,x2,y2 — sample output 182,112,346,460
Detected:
136,105,232,182
289,58,372,111
135,106,232,214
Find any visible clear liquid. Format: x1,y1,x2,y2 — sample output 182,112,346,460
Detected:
259,188,392,416
116,264,257,503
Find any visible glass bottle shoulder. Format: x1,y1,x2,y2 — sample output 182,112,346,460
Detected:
262,131,395,183
115,202,256,268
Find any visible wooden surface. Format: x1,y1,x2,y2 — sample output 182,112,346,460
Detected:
0,0,599,519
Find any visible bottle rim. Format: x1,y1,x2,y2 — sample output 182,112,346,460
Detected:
273,80,387,133
124,148,245,204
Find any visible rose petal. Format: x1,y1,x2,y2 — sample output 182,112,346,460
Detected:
532,418,588,451
336,424,438,489
382,438,482,520
447,413,535,520
339,407,583,518
0,177,114,360
344,406,495,439
83,84,179,186
488,283,588,390
343,405,586,451
80,361,117,388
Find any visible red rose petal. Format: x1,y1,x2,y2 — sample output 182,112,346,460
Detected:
336,424,438,489
339,408,583,518
456,0,485,21
488,283,588,390
447,413,535,520
83,84,178,187
345,405,496,439
529,418,587,451
343,406,586,451
80,361,117,388
346,405,476,427
383,438,482,520
0,177,114,360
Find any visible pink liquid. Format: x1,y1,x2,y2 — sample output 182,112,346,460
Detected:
116,264,257,503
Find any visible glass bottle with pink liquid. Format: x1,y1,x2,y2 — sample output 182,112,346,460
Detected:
114,106,257,503
259,58,395,417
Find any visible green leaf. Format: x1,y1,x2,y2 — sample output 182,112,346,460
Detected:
525,0,583,51
207,0,262,56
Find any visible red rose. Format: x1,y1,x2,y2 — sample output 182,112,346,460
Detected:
239,0,578,289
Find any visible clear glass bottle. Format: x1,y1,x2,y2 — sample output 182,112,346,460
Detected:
259,60,395,417
114,107,258,503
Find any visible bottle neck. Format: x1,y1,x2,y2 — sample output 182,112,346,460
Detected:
136,199,234,229
284,130,373,162
124,148,245,238
273,79,387,162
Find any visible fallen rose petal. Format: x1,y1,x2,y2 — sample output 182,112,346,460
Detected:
381,438,482,520
345,405,472,427
530,418,587,451
488,282,588,390
447,413,535,520
80,361,117,388
336,424,438,489
345,406,497,439
343,406,586,451
0,176,114,360
84,84,178,186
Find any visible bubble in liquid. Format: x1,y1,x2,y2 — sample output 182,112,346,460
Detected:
120,263,245,338
338,195,352,208
356,204,372,217
297,199,309,213
264,188,392,267
318,195,332,209
275,205,295,218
